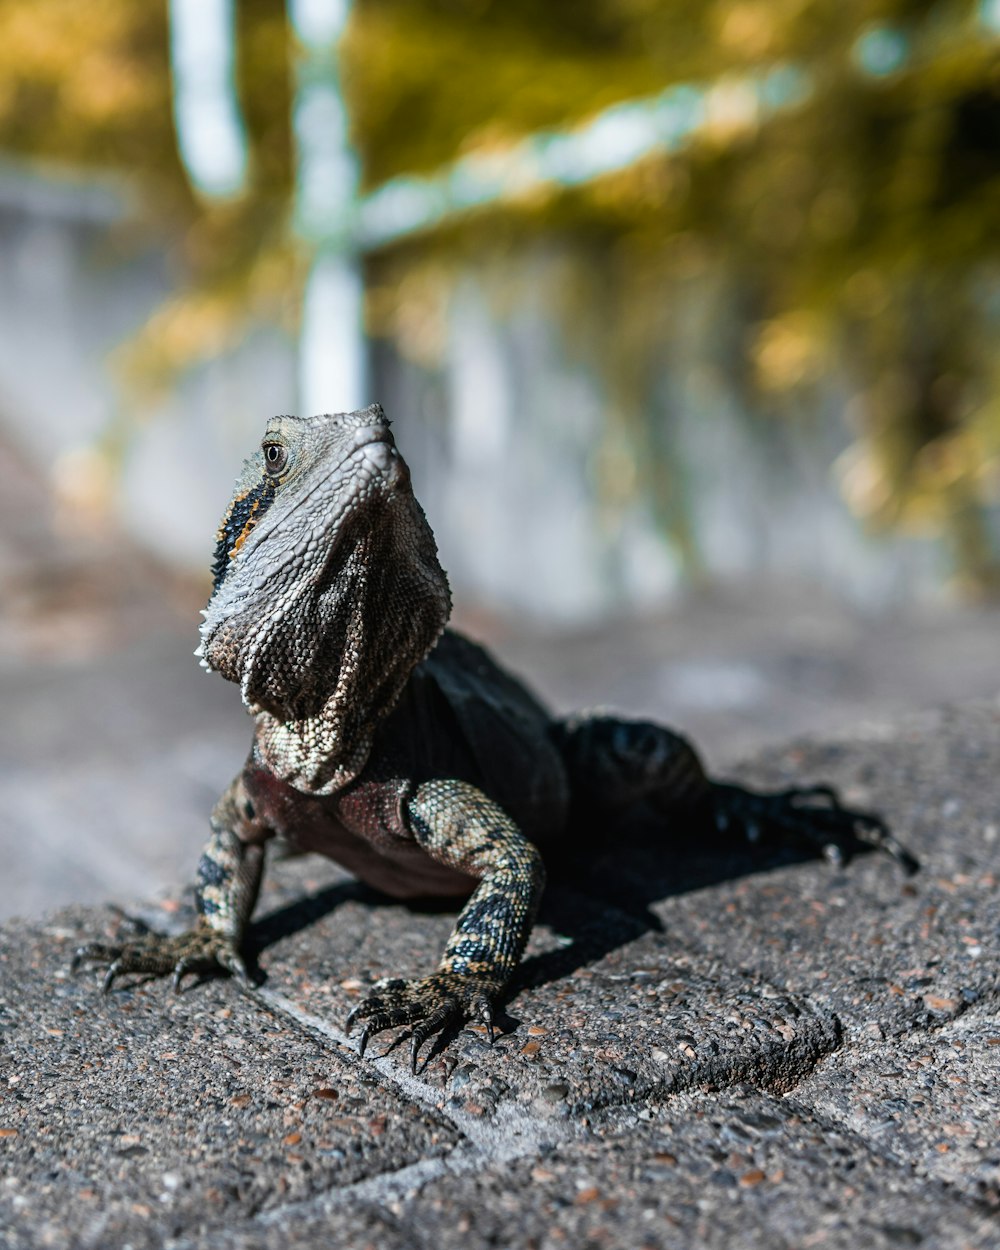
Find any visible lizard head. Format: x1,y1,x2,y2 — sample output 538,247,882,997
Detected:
199,404,451,792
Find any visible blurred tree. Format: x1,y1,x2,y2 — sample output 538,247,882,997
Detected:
0,0,996,586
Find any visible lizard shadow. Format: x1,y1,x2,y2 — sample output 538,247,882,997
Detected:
242,799,899,1042
516,783,914,1003
241,819,774,973
247,878,372,958
515,833,812,994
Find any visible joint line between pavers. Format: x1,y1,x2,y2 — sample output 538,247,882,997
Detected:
246,985,565,1221
255,1120,549,1224
254,1151,469,1225
249,985,565,1149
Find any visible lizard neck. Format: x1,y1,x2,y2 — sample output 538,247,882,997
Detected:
252,707,376,796
222,525,449,796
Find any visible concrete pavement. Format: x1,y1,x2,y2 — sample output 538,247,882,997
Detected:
2,700,998,1249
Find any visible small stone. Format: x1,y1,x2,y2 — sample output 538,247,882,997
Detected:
880,1227,923,1246
923,995,959,1013
541,1083,569,1103
739,1169,767,1187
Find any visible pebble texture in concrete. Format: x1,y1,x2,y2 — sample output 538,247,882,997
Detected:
2,702,999,1249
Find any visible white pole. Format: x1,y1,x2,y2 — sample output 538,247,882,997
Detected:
288,0,366,415
168,0,248,199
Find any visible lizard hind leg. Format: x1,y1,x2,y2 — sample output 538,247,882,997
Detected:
710,781,919,874
550,714,714,825
551,714,917,873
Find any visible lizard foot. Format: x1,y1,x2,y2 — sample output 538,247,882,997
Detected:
71,918,250,993
712,782,919,875
345,972,499,1072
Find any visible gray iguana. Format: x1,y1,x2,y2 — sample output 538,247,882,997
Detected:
74,406,916,1069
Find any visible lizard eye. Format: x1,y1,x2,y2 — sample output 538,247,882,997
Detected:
262,442,288,475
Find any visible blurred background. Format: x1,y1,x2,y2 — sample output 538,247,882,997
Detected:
1,0,998,919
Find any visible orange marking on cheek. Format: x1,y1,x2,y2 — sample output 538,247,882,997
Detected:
229,505,261,559
212,476,278,589
230,526,251,557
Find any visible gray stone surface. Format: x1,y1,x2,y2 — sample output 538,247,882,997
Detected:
0,910,459,1249
4,591,1000,923
2,701,999,1249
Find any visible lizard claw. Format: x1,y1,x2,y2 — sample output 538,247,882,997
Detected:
712,781,918,874
218,948,252,985
346,972,501,1071
72,921,247,993
822,840,846,870
102,959,125,994
472,993,495,1045
172,954,202,992
71,943,116,976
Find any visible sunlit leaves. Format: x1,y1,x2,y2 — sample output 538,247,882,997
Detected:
0,0,996,581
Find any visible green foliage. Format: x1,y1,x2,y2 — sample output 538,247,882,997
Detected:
0,0,997,584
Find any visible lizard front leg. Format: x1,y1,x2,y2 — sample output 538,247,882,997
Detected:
346,779,545,1071
72,779,268,991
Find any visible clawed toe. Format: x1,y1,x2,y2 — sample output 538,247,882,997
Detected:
70,921,246,993
712,781,918,874
71,943,118,975
345,973,498,1071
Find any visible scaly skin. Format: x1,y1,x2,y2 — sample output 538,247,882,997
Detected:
73,406,917,1070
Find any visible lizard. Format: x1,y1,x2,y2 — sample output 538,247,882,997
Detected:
73,405,917,1070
